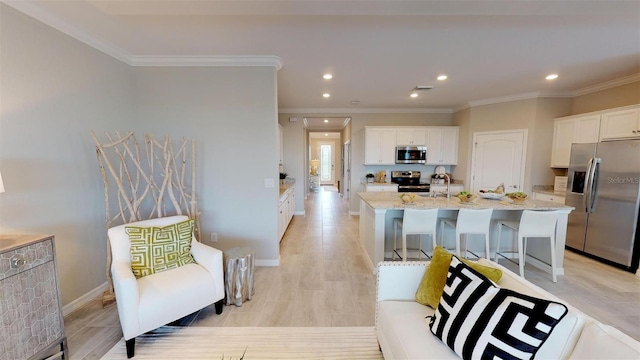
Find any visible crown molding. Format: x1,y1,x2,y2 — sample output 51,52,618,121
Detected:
572,73,640,97
279,107,453,114
3,1,284,70
3,0,131,64
129,55,284,69
467,91,574,108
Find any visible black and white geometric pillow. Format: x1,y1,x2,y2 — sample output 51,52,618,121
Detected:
428,256,568,360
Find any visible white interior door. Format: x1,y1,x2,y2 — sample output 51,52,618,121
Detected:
471,130,527,193
319,142,335,185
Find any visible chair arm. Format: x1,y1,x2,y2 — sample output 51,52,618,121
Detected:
376,261,429,303
111,261,140,340
191,241,225,296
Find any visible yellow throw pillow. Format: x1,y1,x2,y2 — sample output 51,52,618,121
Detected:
126,219,196,279
415,246,503,308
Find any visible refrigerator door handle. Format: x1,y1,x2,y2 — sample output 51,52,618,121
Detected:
588,158,601,213
583,158,594,212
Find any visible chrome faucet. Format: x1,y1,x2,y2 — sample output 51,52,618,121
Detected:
442,173,451,199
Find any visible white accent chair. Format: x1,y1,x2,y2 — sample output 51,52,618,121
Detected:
108,215,225,358
495,210,561,282
439,208,494,259
392,208,439,261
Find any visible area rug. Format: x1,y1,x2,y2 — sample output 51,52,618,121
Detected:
101,326,383,359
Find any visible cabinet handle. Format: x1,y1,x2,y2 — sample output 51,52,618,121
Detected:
11,255,26,269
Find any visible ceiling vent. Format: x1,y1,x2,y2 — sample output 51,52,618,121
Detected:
412,86,434,91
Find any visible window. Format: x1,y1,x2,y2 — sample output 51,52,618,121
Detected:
321,145,331,181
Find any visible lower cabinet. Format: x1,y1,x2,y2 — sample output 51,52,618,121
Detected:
278,188,295,241
0,235,67,360
365,183,398,192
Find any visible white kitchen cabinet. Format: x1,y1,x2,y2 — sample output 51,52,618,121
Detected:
533,191,565,204
364,183,398,192
278,186,295,241
550,114,601,168
364,127,397,165
599,107,640,140
425,127,459,165
396,128,426,146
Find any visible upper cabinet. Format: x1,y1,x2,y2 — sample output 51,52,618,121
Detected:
396,128,426,146
550,105,640,168
364,126,459,165
425,127,459,165
550,115,600,167
364,127,397,165
599,108,640,140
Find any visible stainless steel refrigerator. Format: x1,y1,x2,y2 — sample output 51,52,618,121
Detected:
565,140,640,273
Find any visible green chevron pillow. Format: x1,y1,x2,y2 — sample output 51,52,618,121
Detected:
126,219,196,279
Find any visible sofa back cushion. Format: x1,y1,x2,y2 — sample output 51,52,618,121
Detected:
477,258,589,359
429,256,568,359
415,246,503,308
570,321,640,359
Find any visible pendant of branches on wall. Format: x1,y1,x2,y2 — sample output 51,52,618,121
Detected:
90,131,200,306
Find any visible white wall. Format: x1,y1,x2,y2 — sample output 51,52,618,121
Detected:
133,66,280,264
0,4,280,310
0,5,135,306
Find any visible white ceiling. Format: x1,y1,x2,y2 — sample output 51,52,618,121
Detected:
6,0,640,116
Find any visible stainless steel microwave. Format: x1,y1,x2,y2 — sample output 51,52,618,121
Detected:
396,146,427,164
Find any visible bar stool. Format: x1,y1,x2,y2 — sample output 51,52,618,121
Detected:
393,208,439,261
495,210,560,282
439,208,493,259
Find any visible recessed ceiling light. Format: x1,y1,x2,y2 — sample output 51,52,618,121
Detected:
323,74,333,80
410,93,419,98
437,75,448,81
324,133,328,136
323,93,330,98
546,74,559,80
324,119,329,123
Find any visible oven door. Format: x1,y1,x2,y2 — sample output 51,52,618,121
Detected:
396,146,427,164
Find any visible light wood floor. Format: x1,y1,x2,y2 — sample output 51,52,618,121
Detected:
64,188,640,359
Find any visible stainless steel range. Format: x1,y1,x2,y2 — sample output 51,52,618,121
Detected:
391,171,430,192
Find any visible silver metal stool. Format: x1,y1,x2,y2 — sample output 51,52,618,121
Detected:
224,247,255,306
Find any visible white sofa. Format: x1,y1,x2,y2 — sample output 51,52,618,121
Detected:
376,259,640,360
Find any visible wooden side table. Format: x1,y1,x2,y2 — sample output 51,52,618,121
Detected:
223,247,255,306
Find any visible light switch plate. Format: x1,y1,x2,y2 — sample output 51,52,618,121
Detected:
265,178,275,188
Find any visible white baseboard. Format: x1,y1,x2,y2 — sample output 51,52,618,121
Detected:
63,281,109,317
256,257,280,266
294,210,306,216
349,211,360,216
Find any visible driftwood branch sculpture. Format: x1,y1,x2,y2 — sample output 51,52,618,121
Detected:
90,132,200,306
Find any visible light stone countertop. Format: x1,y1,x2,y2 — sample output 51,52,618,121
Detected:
357,192,574,211
279,181,295,199
533,188,567,196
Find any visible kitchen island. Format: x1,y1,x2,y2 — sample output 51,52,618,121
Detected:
358,192,574,276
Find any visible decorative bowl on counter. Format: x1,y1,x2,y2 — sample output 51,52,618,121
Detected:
506,192,528,204
457,191,475,203
399,193,417,204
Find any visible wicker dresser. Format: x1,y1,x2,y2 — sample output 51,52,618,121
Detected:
0,235,67,360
